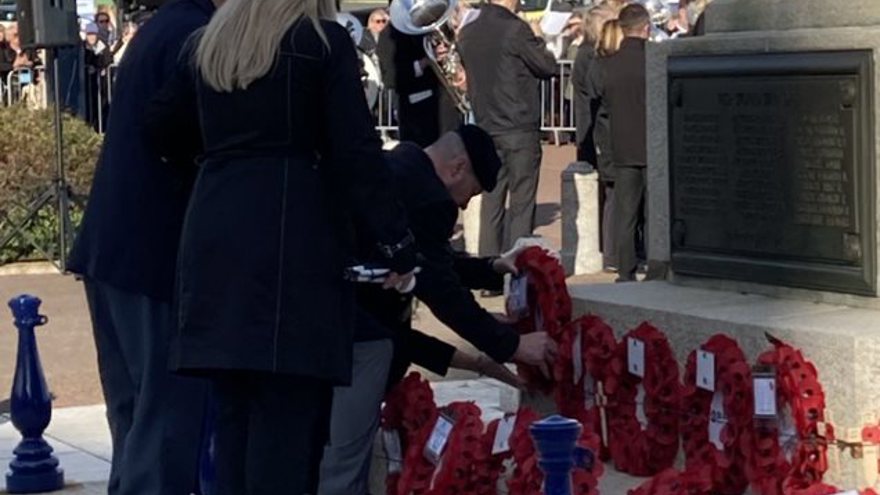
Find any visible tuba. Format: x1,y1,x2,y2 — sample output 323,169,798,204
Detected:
639,0,675,42
389,0,472,116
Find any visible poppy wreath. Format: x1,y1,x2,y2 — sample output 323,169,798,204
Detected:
472,417,513,495
554,314,617,460
508,407,544,495
513,247,573,392
628,467,714,495
606,322,682,476
745,338,835,495
385,373,440,495
424,401,485,495
680,334,754,495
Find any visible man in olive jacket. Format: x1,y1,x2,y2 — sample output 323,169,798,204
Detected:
458,0,557,264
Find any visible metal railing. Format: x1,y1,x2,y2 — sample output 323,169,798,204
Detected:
4,60,579,143
4,67,48,108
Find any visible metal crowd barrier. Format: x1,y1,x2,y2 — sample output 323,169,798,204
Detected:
81,60,579,143
5,67,48,108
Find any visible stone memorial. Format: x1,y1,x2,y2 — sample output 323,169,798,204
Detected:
569,0,880,489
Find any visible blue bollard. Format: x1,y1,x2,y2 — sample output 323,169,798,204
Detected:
6,295,64,493
530,415,595,495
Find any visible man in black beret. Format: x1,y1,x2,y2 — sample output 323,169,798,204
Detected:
317,124,557,495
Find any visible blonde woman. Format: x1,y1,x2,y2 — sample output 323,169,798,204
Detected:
145,0,418,491
573,6,620,271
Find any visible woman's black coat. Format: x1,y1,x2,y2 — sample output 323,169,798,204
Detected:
146,19,416,384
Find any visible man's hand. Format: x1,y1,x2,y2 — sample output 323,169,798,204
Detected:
383,270,416,293
492,246,528,275
512,332,557,379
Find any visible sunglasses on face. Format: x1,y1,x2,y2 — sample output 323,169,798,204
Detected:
372,18,388,24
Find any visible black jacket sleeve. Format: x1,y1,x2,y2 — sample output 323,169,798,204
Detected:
322,26,416,274
396,329,457,376
514,22,558,80
411,202,519,363
452,253,504,291
143,37,202,170
573,46,596,165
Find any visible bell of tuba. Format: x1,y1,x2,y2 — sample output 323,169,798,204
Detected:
639,0,674,42
389,0,472,116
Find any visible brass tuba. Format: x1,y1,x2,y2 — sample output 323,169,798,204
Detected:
389,0,472,116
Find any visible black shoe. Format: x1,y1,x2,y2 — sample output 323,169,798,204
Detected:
480,289,504,298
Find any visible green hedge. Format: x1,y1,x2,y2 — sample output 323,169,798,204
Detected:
0,105,102,264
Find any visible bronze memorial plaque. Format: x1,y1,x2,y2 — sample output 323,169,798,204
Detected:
669,51,876,295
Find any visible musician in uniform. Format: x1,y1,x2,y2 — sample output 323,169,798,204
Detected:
317,125,557,495
377,19,462,146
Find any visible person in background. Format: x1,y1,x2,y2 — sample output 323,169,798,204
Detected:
359,8,388,56
95,11,117,46
458,0,557,294
591,3,650,282
143,0,418,490
66,0,216,492
575,6,620,272
83,22,112,130
0,24,11,82
377,9,462,147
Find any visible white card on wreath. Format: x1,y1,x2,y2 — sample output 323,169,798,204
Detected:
572,328,584,385
492,414,517,454
628,337,645,378
697,350,715,392
383,429,403,474
507,275,529,318
753,376,778,417
424,415,455,464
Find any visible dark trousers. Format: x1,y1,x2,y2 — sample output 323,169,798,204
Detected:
613,166,646,281
211,371,333,495
599,181,617,269
83,279,209,495
479,131,543,256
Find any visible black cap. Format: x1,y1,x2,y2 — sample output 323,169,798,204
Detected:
456,124,501,193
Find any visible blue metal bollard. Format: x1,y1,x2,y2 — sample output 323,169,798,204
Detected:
6,295,64,493
530,415,595,495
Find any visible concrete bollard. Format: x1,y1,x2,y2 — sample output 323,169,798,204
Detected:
6,295,64,493
530,415,594,495
560,162,603,276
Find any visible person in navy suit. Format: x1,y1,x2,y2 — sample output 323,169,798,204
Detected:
67,1,216,492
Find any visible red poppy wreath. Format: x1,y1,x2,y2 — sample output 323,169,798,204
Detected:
425,401,485,495
554,314,617,459
745,337,836,495
681,334,754,495
606,322,681,476
384,373,440,495
512,247,573,392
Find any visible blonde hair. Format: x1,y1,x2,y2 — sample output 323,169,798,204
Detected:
597,18,623,57
583,5,617,47
196,0,337,92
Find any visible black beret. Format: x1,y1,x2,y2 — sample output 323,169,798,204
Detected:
456,124,501,193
